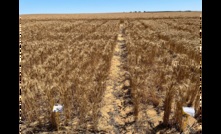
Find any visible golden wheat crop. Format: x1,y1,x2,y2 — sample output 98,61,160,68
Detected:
20,12,201,133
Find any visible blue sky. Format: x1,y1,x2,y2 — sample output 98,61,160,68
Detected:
19,0,202,15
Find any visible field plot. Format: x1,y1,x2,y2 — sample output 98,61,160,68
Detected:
20,12,201,134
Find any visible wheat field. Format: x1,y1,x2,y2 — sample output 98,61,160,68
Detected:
20,12,201,134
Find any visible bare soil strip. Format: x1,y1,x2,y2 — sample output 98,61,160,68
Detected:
97,23,135,134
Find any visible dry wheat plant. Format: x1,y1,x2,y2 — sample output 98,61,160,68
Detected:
20,12,201,133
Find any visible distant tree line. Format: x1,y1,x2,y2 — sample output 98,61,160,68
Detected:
129,11,148,13
128,10,192,13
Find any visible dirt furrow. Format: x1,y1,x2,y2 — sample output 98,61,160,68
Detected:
97,23,135,134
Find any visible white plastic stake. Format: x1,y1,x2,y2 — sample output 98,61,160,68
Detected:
52,104,63,112
51,104,63,131
182,107,195,117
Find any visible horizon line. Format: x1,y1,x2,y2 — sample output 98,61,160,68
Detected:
19,10,202,15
